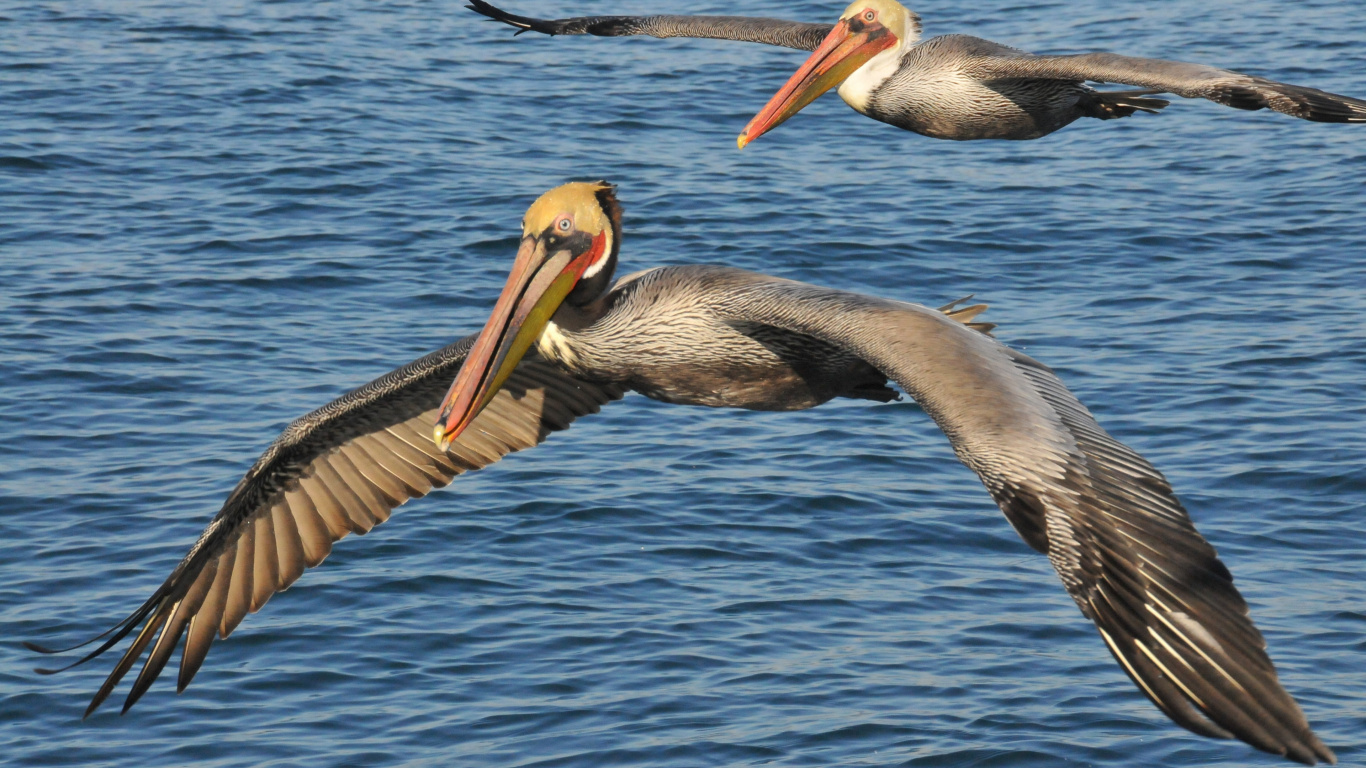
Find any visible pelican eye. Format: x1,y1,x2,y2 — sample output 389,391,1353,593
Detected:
556,217,572,232
863,10,876,22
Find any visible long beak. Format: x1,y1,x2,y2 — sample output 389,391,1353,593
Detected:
434,234,595,450
737,19,896,149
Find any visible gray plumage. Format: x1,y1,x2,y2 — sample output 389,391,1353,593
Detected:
867,35,1179,140
539,262,1336,765
890,35,1366,139
468,0,1366,140
466,0,834,50
966,43,1366,123
33,262,1331,764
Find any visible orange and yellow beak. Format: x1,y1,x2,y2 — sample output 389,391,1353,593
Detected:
434,230,607,450
737,17,897,148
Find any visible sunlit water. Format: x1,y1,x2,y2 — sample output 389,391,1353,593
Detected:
1,1,1363,766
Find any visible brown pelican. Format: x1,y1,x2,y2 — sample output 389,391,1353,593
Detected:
467,0,1366,143
31,182,1334,765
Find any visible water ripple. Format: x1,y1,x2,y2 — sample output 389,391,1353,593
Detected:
2,0,1363,766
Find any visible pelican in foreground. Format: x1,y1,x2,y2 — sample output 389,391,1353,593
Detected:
468,0,1366,143
32,183,1334,764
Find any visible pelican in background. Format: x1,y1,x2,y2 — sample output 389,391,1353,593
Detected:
468,0,1366,143
31,183,1335,765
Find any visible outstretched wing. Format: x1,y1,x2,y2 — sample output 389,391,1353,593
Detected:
703,268,1334,765
32,337,625,716
961,39,1366,123
467,0,831,51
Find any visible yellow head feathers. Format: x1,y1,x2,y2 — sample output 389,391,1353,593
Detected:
522,181,616,238
838,0,921,42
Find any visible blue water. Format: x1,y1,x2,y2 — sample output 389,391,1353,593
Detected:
2,0,1364,765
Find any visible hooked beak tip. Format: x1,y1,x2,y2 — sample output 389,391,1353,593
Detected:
433,424,452,451
737,133,750,150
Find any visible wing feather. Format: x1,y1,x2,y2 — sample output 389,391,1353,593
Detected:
179,548,232,691
251,512,279,611
221,521,255,637
447,426,507,465
338,442,406,507
965,44,1366,123
126,599,186,712
386,421,464,475
298,471,357,539
706,267,1333,764
269,501,306,590
334,453,392,523
285,489,333,567
42,335,625,715
362,431,444,491
465,0,833,51
313,458,377,533
83,601,171,717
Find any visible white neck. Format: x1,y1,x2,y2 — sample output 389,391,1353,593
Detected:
535,320,581,368
837,43,907,115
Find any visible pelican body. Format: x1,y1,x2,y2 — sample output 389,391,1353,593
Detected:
468,0,1366,143
33,184,1334,765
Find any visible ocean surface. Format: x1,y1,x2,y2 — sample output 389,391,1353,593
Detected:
2,0,1364,765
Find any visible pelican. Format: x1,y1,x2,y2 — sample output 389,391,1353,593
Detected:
467,0,1366,143
31,182,1334,765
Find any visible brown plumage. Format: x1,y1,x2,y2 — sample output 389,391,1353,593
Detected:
32,183,1334,765
30,345,626,716
469,0,1366,141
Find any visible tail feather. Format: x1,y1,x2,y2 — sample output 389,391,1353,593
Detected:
938,295,996,336
1087,88,1171,120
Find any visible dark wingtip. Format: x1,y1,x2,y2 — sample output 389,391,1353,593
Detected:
467,0,499,18
1310,737,1337,766
463,0,545,36
25,637,103,655
1283,737,1332,766
466,0,505,24
120,672,160,715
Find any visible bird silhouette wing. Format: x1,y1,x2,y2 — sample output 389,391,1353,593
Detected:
706,268,1333,765
467,0,831,51
31,337,624,717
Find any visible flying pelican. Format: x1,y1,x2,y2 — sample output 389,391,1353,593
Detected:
467,0,1366,143
31,182,1334,765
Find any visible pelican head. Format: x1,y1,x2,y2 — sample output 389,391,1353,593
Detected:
434,181,621,449
737,0,919,148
